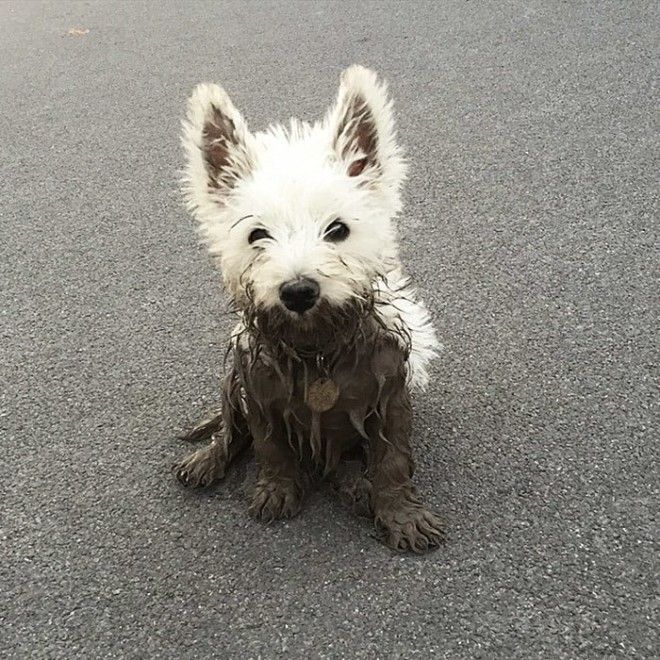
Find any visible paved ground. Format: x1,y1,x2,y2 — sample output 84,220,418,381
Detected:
1,1,657,657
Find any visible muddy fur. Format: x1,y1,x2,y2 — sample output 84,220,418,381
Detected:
175,65,444,552
175,304,444,553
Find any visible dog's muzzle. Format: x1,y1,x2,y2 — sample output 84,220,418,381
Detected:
279,278,320,314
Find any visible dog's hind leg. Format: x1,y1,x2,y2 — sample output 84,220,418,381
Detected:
174,370,251,488
329,449,372,517
178,407,224,443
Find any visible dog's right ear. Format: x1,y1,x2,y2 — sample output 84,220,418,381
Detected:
182,83,255,211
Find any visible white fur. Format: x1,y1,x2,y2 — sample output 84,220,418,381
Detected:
182,65,440,389
375,269,441,390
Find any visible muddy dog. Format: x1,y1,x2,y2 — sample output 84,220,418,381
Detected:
174,66,443,552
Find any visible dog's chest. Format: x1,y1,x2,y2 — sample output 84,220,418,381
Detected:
237,336,405,443
248,354,379,416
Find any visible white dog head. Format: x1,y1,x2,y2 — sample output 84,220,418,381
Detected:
182,65,406,341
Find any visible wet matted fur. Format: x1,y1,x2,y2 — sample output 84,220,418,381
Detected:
173,66,444,552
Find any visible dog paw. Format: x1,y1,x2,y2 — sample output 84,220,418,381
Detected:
249,479,301,522
332,467,372,518
173,443,226,488
375,503,445,553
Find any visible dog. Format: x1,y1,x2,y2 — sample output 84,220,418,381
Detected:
174,66,443,552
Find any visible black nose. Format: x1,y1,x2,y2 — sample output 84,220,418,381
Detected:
279,278,320,313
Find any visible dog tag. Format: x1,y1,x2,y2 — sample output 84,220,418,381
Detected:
307,378,340,413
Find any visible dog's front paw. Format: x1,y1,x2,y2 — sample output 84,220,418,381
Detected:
375,501,445,553
173,442,226,488
249,478,301,522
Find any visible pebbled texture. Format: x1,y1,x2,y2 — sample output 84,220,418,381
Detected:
1,1,657,657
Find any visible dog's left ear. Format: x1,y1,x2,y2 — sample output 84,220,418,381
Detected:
327,65,405,189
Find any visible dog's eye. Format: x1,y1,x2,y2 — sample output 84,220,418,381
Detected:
324,219,350,242
248,227,271,244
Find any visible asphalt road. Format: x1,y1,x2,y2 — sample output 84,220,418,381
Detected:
1,1,657,657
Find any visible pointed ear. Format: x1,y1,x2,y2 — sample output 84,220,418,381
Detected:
327,65,405,188
181,83,255,211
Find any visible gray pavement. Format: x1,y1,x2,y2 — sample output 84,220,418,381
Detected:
1,1,658,657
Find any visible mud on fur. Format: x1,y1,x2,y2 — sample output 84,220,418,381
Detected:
174,65,444,553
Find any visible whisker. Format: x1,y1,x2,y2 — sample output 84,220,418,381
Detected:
230,214,256,230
